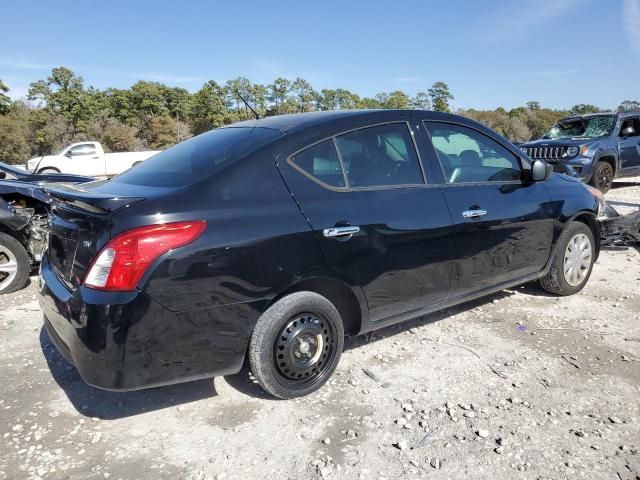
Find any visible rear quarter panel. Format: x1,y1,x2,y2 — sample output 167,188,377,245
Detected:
120,146,330,313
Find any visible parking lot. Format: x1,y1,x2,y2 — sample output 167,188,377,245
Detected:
1,179,639,480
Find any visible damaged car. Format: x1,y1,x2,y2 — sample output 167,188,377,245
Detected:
0,164,92,294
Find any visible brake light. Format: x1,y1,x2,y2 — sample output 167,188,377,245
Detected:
84,221,207,291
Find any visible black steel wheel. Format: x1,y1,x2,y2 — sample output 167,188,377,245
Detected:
590,161,614,193
249,292,344,399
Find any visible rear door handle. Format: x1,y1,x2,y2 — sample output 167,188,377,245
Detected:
462,209,487,218
323,226,360,238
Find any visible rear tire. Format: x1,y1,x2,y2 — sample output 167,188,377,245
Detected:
540,222,595,296
248,291,344,399
0,233,30,295
589,161,614,193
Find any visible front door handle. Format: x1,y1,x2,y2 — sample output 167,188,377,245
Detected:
323,226,360,238
462,209,488,218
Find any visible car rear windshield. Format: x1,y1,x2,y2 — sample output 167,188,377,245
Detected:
110,127,283,187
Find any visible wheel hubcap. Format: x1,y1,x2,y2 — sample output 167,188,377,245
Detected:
0,245,18,292
563,233,592,287
275,313,332,381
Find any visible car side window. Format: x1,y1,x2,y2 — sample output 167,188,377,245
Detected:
620,118,640,137
290,138,346,188
70,144,97,156
335,123,423,188
424,122,521,184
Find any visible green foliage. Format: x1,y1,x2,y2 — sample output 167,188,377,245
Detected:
428,81,454,112
526,101,541,111
0,79,11,115
0,106,30,163
0,66,622,165
570,104,600,115
618,100,640,112
102,120,139,152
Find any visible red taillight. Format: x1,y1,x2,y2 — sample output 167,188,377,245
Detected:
84,221,207,291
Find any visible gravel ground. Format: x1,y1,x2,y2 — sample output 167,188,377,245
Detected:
1,178,639,480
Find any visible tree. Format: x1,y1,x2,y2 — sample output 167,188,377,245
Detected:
428,81,454,112
0,79,11,115
291,78,316,112
570,104,600,115
102,120,140,152
618,100,640,112
268,78,291,114
334,89,359,110
412,92,430,110
384,91,412,109
525,101,541,111
0,108,30,163
190,80,227,134
129,81,170,117
144,115,192,149
28,67,93,137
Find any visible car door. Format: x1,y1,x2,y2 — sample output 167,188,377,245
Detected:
278,119,454,323
66,143,104,176
619,117,640,173
422,120,554,299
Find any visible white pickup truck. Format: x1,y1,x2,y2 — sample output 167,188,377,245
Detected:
26,142,160,177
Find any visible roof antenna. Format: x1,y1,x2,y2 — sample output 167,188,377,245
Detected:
234,89,260,120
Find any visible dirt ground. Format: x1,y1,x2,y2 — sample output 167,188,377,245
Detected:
1,178,639,480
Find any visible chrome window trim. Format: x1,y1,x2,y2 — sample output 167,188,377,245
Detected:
422,120,525,186
286,121,427,192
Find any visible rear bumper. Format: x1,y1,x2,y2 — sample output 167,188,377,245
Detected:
38,254,262,391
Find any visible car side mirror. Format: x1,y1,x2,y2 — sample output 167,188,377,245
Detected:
531,160,553,182
0,172,5,179
65,151,73,158
621,126,635,137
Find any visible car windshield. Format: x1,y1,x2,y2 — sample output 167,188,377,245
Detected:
109,127,283,187
543,115,616,140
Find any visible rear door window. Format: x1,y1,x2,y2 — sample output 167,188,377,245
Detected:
289,139,346,188
335,123,424,188
110,127,283,187
424,122,522,183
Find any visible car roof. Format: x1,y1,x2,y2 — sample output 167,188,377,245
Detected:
563,111,638,121
227,109,463,134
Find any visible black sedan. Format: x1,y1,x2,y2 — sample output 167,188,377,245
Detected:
38,110,606,398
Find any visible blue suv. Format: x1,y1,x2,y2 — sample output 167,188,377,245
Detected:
520,112,640,192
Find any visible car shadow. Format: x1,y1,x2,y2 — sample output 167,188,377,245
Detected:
612,180,640,189
342,282,553,352
39,282,560,411
40,327,218,420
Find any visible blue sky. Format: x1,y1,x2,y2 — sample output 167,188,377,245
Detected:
1,0,639,110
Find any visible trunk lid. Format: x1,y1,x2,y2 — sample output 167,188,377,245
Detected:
44,182,147,288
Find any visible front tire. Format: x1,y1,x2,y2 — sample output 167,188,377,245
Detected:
589,161,614,193
248,291,344,399
540,222,595,296
0,233,30,295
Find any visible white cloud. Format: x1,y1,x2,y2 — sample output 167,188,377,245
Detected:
624,0,640,55
477,0,585,42
0,58,52,70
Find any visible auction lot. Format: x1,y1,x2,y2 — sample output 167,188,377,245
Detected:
1,179,639,480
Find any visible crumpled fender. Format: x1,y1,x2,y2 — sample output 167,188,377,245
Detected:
0,180,50,231
0,180,50,204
